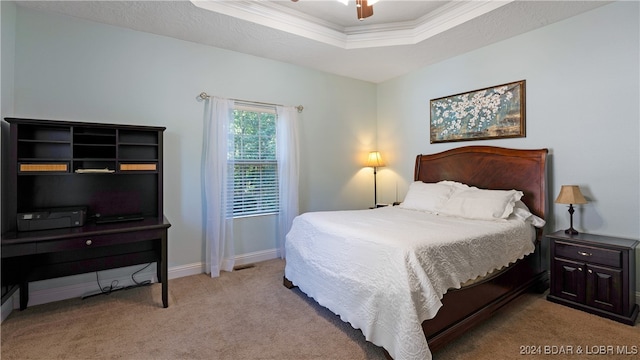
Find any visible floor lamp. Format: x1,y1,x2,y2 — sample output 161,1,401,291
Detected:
365,151,385,207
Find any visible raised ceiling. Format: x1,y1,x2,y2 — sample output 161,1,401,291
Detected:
15,1,610,83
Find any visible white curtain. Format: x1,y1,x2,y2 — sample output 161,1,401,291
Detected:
276,106,300,258
203,97,236,277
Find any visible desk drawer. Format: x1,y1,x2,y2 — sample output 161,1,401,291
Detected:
2,243,36,257
36,229,161,253
554,241,621,268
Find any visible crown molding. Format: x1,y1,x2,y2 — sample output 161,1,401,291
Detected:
190,0,513,49
191,0,347,48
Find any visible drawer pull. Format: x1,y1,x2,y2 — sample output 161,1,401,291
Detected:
588,269,593,274
577,251,592,257
86,240,93,246
578,267,583,271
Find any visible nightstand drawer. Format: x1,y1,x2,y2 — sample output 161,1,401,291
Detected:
555,241,621,268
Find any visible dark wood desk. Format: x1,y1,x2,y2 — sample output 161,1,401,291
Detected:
2,118,169,310
1,217,171,310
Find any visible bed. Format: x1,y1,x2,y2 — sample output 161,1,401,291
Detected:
283,146,548,360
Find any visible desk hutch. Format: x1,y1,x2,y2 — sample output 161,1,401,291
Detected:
1,118,170,310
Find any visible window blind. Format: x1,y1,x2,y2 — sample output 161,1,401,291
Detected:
231,107,279,217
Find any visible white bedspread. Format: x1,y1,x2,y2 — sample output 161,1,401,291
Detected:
284,206,537,360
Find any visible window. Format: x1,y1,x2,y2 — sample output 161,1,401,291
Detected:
230,105,278,217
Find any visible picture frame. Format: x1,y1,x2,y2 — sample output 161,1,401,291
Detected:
430,80,526,143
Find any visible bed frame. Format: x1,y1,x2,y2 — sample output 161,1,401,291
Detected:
284,145,549,357
413,146,548,353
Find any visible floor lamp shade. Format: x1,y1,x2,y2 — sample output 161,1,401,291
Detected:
365,151,385,168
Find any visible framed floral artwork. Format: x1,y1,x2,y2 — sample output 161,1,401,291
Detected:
430,80,526,143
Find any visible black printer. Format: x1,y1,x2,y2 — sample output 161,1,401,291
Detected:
17,206,87,231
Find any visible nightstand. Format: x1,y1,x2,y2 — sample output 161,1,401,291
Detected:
547,230,639,325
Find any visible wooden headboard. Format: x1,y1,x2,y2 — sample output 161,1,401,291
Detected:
414,146,548,219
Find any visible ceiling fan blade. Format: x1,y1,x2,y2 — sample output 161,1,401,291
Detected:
356,0,373,20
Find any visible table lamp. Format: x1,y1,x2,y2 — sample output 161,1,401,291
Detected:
555,185,588,235
365,151,385,206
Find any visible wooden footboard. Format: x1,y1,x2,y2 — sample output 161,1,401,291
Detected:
423,249,547,352
283,276,295,289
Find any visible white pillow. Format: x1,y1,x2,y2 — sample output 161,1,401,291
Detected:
437,180,470,190
511,201,546,228
399,181,454,213
438,186,524,220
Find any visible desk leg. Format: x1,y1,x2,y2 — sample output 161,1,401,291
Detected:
161,231,168,308
19,281,28,310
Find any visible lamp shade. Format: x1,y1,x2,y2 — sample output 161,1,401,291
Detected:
365,151,385,167
555,185,587,205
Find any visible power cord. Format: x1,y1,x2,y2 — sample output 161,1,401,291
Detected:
81,263,153,300
98,275,123,295
127,263,152,288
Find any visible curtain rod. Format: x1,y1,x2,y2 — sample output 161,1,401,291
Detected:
197,92,303,113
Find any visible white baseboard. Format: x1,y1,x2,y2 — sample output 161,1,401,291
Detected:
1,296,14,322
167,262,206,280
160,248,279,278
234,248,279,266
1,249,279,321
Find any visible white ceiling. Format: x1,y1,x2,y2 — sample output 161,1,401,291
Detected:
15,1,610,83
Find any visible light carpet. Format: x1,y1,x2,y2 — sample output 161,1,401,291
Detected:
1,259,638,359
